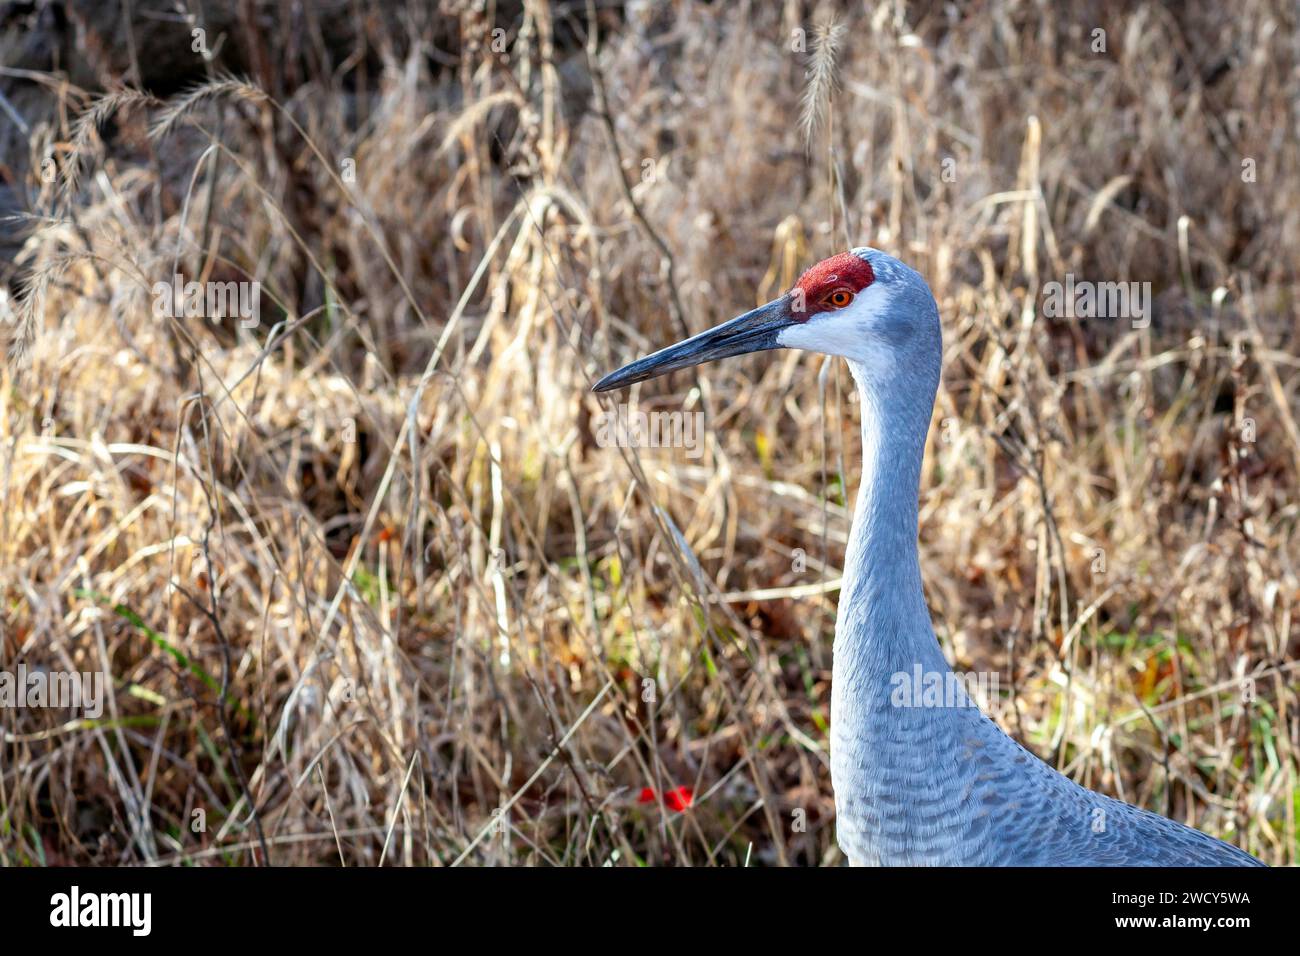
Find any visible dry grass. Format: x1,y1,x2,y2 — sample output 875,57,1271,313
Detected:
0,0,1296,866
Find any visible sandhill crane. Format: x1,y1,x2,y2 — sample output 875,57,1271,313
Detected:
594,247,1263,866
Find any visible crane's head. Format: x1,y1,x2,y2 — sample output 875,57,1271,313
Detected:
592,247,940,394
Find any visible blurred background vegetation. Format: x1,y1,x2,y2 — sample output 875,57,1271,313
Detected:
0,0,1295,865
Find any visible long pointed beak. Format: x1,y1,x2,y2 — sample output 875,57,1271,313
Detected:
592,295,794,392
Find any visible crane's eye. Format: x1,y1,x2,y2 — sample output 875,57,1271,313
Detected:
825,289,854,309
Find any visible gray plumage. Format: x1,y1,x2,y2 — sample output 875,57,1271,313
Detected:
831,249,1261,866
592,245,1263,867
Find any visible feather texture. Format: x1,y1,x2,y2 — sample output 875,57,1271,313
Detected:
831,254,1262,867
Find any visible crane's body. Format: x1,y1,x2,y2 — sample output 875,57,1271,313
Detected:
595,247,1262,867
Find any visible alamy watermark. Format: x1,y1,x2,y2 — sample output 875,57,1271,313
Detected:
50,886,151,936
0,664,105,719
594,404,704,459
1042,274,1150,329
151,273,261,328
889,665,999,709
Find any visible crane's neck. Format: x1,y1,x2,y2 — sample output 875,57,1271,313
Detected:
829,357,953,864
834,359,946,680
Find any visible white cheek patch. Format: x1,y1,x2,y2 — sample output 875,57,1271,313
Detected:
777,282,896,372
